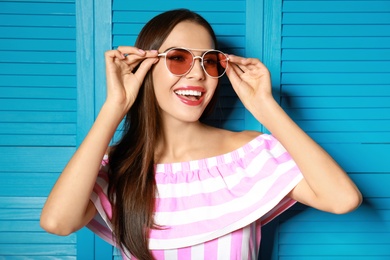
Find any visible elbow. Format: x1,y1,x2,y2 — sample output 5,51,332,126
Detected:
40,213,74,236
331,189,363,214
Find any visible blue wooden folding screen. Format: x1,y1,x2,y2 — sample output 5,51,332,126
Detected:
0,0,389,259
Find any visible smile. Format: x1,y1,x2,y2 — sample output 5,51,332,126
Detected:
174,90,203,100
173,87,206,106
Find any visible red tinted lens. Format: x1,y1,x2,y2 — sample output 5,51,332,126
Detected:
165,49,193,75
203,51,228,77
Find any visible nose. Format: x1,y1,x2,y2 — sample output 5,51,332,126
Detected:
186,56,205,80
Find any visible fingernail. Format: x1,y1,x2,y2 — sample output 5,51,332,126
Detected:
150,50,158,54
138,49,145,54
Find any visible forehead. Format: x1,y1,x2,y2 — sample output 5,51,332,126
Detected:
159,21,215,52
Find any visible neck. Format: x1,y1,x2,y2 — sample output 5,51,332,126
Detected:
155,118,210,163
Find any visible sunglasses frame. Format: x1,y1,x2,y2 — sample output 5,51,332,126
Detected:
157,47,229,78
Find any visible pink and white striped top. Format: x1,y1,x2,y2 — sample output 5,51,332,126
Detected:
87,134,303,259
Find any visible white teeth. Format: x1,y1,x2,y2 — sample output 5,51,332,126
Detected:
174,90,202,96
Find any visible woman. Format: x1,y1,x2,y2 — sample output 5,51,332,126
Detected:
40,9,362,260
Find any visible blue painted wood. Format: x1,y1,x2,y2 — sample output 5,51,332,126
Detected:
0,75,76,87
280,257,390,260
92,0,116,257
0,2,75,15
0,87,76,99
284,108,390,119
276,0,390,258
0,63,76,75
283,25,390,37
75,0,98,258
282,61,390,73
282,49,390,61
281,97,390,108
283,1,390,12
283,13,390,24
282,36,390,49
280,244,390,256
282,85,390,97
0,244,77,256
112,0,246,12
280,233,390,245
0,6,78,260
0,111,76,123
0,13,76,27
0,49,76,60
282,72,390,84
245,0,264,131
0,99,77,111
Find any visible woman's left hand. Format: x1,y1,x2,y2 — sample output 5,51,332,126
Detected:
225,55,273,112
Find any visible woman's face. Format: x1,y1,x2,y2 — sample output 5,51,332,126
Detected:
152,21,219,124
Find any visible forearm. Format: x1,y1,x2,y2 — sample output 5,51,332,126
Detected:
41,103,122,234
253,97,362,213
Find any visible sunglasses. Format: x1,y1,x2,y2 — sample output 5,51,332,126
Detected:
158,48,229,78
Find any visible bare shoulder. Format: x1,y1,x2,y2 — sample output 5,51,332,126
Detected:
229,130,262,146
213,128,262,153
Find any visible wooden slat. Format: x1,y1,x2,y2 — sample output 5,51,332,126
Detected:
112,0,246,12
0,172,61,196
307,132,390,144
0,99,76,111
322,144,390,173
282,36,390,49
0,111,76,123
284,108,390,120
0,244,76,256
0,75,76,87
0,49,75,62
283,1,390,13
0,135,76,146
0,257,75,260
113,10,246,23
0,221,41,232
279,244,390,256
280,257,389,260
0,63,76,76
0,123,76,134
283,25,390,37
282,85,390,97
295,120,390,132
280,221,389,233
0,232,76,244
0,2,75,15
282,61,390,73
0,14,76,27
283,13,390,24
0,39,75,52
280,233,390,245
0,87,75,99
282,49,390,61
0,147,74,172
0,27,75,39
281,97,389,108
282,73,390,85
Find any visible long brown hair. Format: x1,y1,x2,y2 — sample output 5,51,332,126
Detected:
108,9,219,259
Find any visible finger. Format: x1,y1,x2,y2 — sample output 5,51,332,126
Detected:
122,50,159,69
229,55,267,73
132,57,159,83
117,46,146,57
225,61,244,88
105,49,126,61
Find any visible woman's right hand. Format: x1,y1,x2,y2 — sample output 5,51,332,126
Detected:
104,46,159,116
